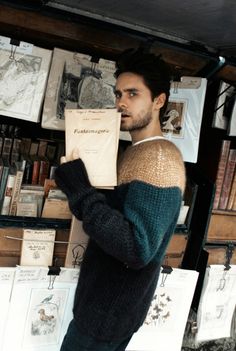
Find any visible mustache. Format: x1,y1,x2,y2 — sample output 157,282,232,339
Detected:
117,108,130,116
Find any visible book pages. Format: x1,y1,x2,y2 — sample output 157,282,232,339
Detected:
196,265,236,343
127,268,199,351
65,108,121,187
20,229,56,266
2,266,79,351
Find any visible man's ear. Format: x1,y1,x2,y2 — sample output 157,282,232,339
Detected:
153,93,166,110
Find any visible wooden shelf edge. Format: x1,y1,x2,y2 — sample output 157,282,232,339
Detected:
212,209,236,216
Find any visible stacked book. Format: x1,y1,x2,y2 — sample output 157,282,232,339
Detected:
213,139,236,211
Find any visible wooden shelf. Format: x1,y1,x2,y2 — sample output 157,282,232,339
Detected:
0,215,71,229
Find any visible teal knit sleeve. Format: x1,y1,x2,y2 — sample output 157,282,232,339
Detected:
81,180,182,269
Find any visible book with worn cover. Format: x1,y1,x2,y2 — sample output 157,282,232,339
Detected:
219,149,236,210
213,140,231,210
20,228,56,266
65,109,121,188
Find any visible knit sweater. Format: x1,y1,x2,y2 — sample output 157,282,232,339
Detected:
55,138,186,342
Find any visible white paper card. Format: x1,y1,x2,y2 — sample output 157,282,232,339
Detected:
196,265,236,343
0,268,16,351
2,266,79,351
127,268,199,351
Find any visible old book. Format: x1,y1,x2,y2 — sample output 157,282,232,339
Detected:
0,158,10,212
38,157,50,186
8,160,26,216
1,137,13,160
37,139,48,158
0,170,16,215
41,197,72,219
65,109,121,187
20,228,56,266
29,141,39,156
21,154,33,184
219,149,236,210
213,140,231,209
227,170,236,210
30,155,40,185
18,184,45,217
10,138,21,164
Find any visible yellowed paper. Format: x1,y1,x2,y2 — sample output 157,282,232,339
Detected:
20,229,56,266
65,109,121,187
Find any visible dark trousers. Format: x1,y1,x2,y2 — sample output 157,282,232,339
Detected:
60,319,132,351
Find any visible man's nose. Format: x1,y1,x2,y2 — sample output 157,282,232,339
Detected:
116,96,127,110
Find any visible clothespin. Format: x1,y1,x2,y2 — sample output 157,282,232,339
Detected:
47,258,61,290
224,242,234,271
160,265,173,287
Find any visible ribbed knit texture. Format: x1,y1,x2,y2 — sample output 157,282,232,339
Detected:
55,138,186,341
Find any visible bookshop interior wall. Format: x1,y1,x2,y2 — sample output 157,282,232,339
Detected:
0,1,236,350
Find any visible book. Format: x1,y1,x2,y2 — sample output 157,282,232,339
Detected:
0,171,16,215
18,184,45,217
218,149,236,210
213,140,231,210
10,138,21,164
21,154,33,184
20,228,56,266
37,139,48,158
65,109,121,187
0,158,10,212
1,137,13,160
8,160,26,216
227,170,236,210
38,157,50,186
31,155,41,185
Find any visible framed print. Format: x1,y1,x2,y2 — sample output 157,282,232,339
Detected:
0,35,52,123
161,77,207,163
41,48,116,131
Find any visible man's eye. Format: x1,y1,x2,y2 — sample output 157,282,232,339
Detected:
129,92,136,97
114,92,121,99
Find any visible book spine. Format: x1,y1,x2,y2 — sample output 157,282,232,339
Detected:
31,159,40,185
8,170,24,216
218,149,236,210
213,140,231,209
38,159,50,186
227,170,236,210
0,174,16,215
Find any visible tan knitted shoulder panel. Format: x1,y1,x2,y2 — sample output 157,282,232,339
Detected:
117,139,186,193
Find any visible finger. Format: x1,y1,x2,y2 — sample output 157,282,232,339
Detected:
60,156,67,164
72,148,80,159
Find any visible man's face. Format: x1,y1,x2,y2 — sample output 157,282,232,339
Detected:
114,72,155,132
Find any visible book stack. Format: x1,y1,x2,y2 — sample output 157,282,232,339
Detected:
213,139,236,211
0,124,66,217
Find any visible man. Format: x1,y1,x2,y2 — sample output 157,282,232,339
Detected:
55,48,186,351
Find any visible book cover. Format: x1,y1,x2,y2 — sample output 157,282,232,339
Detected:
0,171,16,215
8,160,26,216
20,228,56,266
30,155,41,185
10,138,21,164
65,109,121,187
219,149,236,210
226,170,236,210
38,157,50,186
213,140,231,210
0,158,10,212
1,137,13,160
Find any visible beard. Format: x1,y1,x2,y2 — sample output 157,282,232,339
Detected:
120,110,153,132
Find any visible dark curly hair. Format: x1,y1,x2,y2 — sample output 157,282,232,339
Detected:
114,48,171,120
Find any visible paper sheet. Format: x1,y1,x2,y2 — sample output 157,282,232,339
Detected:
127,268,198,351
196,265,236,343
2,266,79,351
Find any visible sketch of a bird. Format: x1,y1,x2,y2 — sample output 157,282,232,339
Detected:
41,294,53,304
38,308,54,322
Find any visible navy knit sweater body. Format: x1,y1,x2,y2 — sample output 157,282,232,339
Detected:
55,138,186,342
